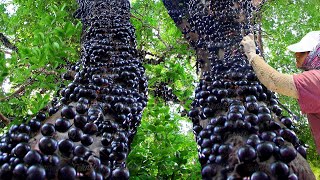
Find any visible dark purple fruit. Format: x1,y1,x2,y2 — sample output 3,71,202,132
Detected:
261,131,276,141
55,118,71,132
0,163,12,180
74,115,87,128
256,142,274,161
12,163,27,179
29,119,41,132
237,145,257,162
81,134,94,146
100,165,111,179
296,145,307,159
83,122,98,135
26,165,46,180
280,128,298,145
257,113,271,123
36,112,46,121
270,161,289,178
58,139,74,157
76,103,88,114
68,128,83,142
19,124,31,134
279,145,297,163
73,145,88,157
58,166,76,180
111,168,129,179
61,106,76,119
13,143,30,158
201,164,217,178
250,171,269,180
273,136,285,146
39,137,58,155
41,123,56,136
281,117,293,128
245,102,258,113
23,150,42,165
288,173,298,180
244,114,258,125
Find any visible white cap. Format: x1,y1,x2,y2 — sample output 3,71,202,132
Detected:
287,31,320,52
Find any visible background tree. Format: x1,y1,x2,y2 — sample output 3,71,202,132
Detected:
0,0,320,179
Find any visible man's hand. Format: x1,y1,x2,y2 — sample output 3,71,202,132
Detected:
241,34,257,62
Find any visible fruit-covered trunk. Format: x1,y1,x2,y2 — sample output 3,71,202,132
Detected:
0,0,147,179
163,0,315,179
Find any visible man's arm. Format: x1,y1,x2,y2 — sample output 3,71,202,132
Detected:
249,53,298,99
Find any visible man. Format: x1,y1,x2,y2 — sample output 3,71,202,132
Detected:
241,31,320,154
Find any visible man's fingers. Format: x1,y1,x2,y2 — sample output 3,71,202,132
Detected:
248,33,254,40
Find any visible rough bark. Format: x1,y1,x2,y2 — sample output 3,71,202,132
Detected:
163,0,315,179
0,0,147,179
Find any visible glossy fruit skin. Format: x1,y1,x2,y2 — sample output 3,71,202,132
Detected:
55,118,71,132
201,164,217,178
270,161,289,178
237,145,257,162
39,137,58,155
41,123,56,136
111,168,130,179
13,143,30,158
12,163,28,179
26,165,46,180
58,139,74,157
68,128,83,142
61,106,76,119
81,134,94,146
250,171,269,180
0,163,12,180
58,166,76,180
23,150,42,165
279,145,297,163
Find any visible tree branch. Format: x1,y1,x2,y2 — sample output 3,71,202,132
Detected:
130,14,170,49
0,78,35,102
0,112,10,125
0,33,18,52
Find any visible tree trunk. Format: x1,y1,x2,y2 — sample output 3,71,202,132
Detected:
0,0,147,179
163,0,315,179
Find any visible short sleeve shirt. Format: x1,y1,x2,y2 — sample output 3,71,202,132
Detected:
293,70,320,153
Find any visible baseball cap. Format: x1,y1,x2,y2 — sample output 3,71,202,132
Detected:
287,31,320,52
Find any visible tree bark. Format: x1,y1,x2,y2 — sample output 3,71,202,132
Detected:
0,0,147,179
163,0,315,179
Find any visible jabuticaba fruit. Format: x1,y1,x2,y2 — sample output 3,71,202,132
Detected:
163,0,316,179
0,0,147,179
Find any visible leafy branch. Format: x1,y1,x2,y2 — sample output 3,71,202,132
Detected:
130,13,170,49
0,67,60,102
0,33,18,52
0,112,10,125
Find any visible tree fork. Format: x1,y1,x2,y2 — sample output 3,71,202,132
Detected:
0,0,147,179
163,0,315,179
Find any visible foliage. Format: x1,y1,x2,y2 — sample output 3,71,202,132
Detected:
128,97,201,179
0,0,81,123
128,0,200,178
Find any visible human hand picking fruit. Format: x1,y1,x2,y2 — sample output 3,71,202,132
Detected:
241,33,257,63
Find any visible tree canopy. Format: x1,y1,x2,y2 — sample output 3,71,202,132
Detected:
0,0,319,178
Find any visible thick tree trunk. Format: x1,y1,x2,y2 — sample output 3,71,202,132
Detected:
163,0,315,179
0,0,147,179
